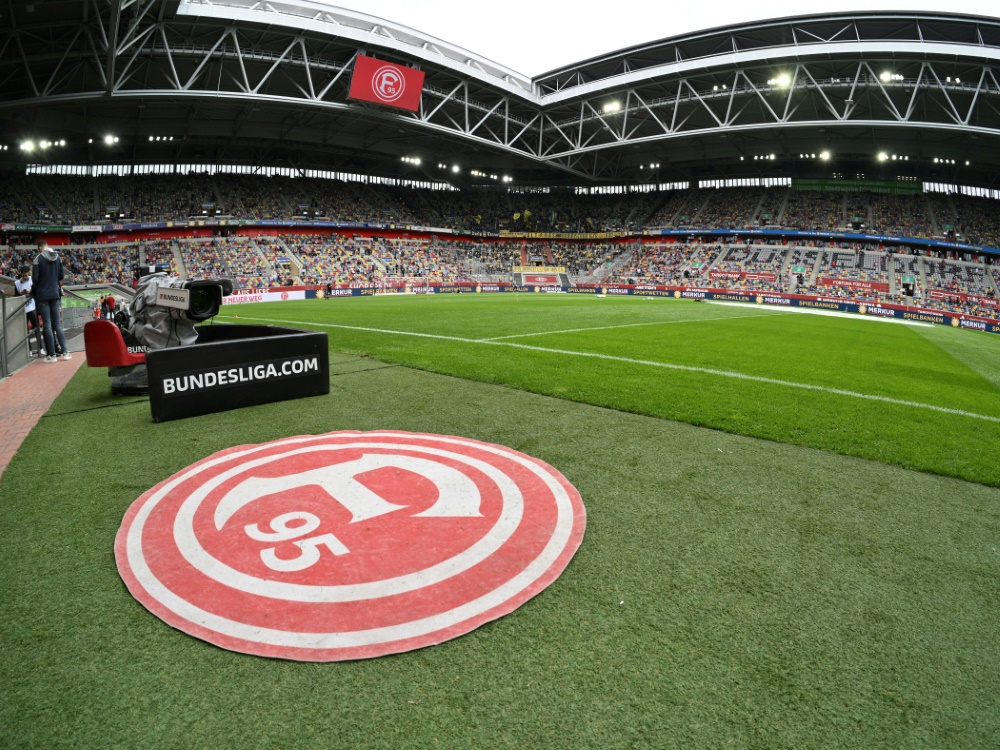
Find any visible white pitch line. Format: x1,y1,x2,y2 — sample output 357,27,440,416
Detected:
707,300,934,327
233,315,1000,424
478,310,784,341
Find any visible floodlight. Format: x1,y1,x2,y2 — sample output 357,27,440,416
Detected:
820,151,830,161
602,101,622,114
878,152,888,162
21,140,35,152
104,134,116,145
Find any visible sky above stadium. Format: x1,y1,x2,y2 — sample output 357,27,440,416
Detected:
337,0,1000,76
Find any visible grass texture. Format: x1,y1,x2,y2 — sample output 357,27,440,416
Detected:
1,294,998,749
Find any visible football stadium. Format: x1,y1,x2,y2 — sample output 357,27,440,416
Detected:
2,2,1000,747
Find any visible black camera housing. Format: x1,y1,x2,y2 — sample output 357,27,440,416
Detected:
183,278,233,321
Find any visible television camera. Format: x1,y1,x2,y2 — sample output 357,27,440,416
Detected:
86,272,233,394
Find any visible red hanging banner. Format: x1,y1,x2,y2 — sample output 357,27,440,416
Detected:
348,55,425,112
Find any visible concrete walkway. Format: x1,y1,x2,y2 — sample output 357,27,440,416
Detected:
0,355,84,479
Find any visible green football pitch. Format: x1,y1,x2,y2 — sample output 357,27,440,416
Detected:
2,293,998,749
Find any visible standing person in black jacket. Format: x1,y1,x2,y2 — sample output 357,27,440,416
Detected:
32,241,70,362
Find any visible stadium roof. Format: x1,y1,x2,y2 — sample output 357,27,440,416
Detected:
1,1,999,189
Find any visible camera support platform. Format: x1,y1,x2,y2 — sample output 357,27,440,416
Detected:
84,321,330,422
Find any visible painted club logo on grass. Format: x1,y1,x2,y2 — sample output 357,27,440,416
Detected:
115,431,585,661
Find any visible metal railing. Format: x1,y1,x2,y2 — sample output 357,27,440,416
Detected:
1,291,30,378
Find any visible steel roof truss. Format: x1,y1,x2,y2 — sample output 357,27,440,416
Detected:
298,38,316,100
925,66,966,125
115,25,160,92
780,66,801,122
632,91,671,135
739,73,782,124
117,0,160,56
680,79,724,128
158,25,182,90
468,99,504,138
250,38,298,95
845,67,863,119
41,28,85,98
15,34,39,98
420,80,464,124
506,113,541,153
315,53,354,101
799,67,844,121
582,100,623,142
542,115,584,156
85,28,108,91
964,68,987,126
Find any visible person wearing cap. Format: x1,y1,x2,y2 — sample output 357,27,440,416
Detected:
31,240,70,362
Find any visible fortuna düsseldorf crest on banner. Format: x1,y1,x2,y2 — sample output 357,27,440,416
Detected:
348,55,425,112
115,431,586,661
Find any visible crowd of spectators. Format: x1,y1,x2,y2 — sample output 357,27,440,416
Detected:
787,247,822,277
4,174,1000,318
844,192,871,229
62,243,138,285
4,174,1000,250
781,191,842,231
871,194,935,238
287,233,386,286
28,176,96,224
923,257,995,296
443,239,522,275
712,245,786,273
142,239,176,272
549,242,618,276
608,243,688,285
0,183,29,224
697,188,766,229
953,195,1000,250
5,229,1000,318
381,237,472,285
179,238,257,284
820,249,889,283
645,189,700,228
601,241,1000,311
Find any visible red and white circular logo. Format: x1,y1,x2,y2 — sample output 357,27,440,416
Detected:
280,291,289,301
115,431,585,661
372,65,405,103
